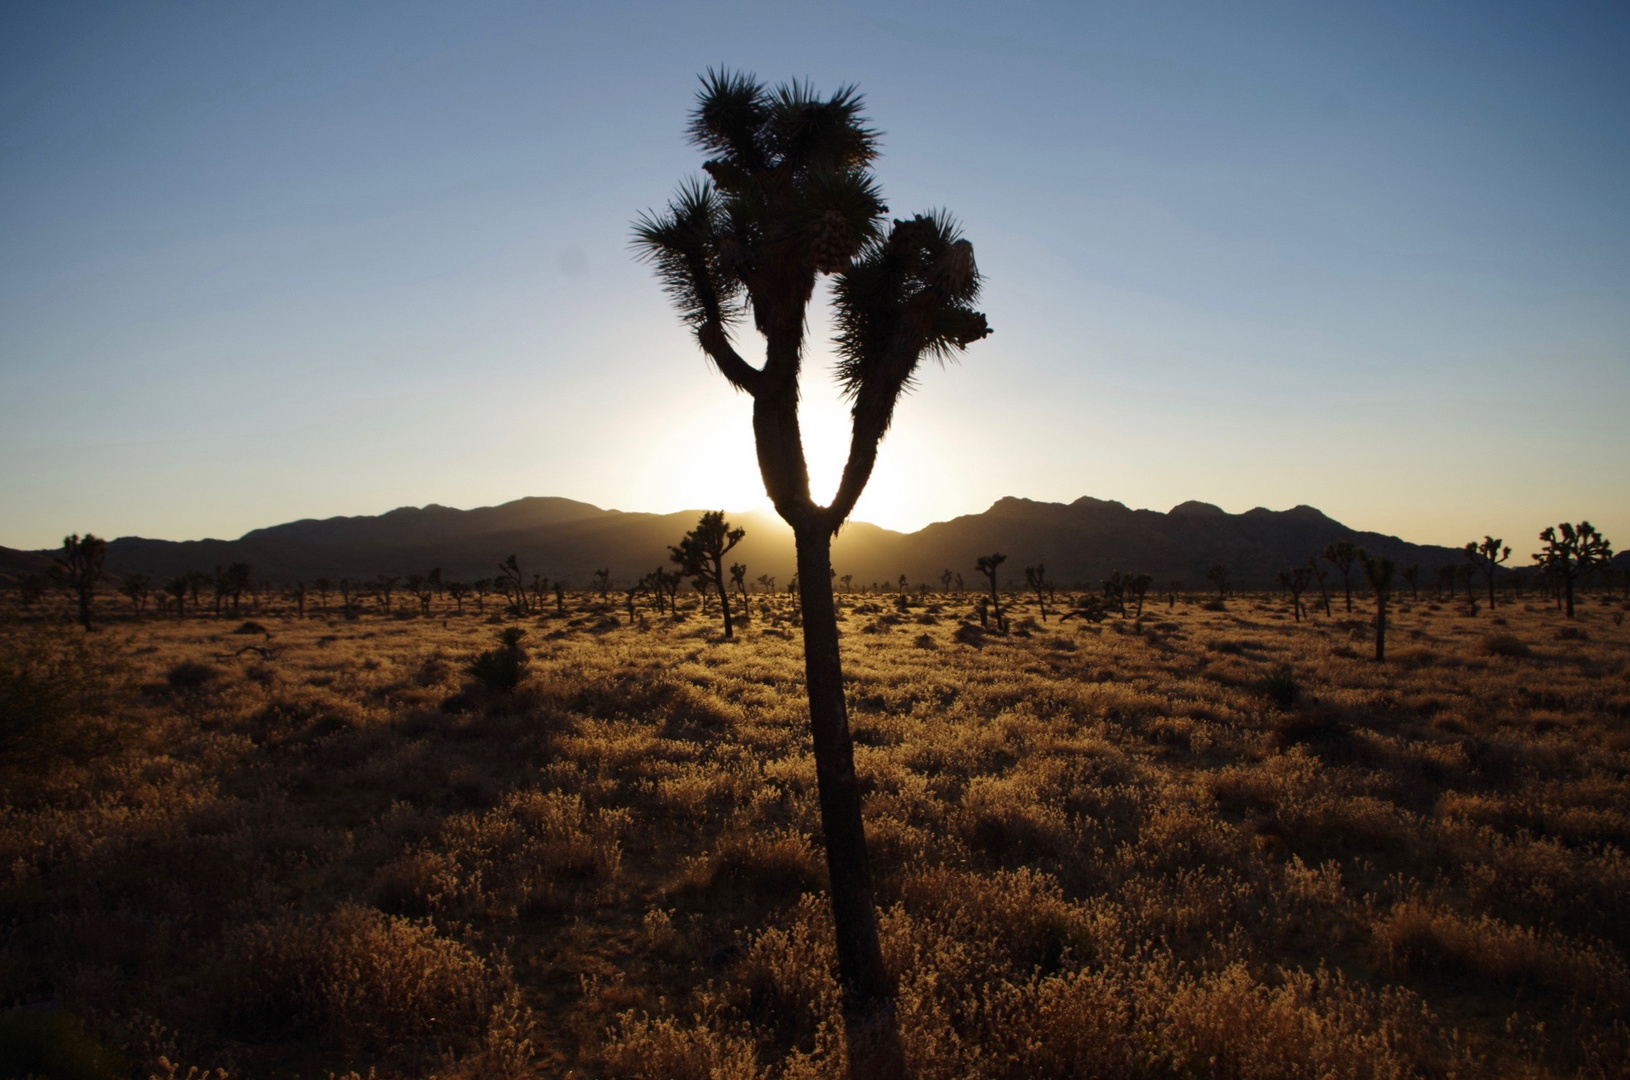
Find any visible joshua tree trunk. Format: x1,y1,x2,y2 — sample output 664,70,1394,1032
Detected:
712,555,734,639
1374,594,1387,662
794,525,901,1076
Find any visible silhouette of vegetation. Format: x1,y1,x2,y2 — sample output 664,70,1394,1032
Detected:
1322,541,1358,612
463,626,530,692
1360,550,1395,662
634,68,990,1071
1206,562,1231,600
1277,564,1311,622
671,512,746,639
976,554,1008,634
1464,536,1511,611
1532,521,1612,619
1024,563,1050,622
52,533,107,631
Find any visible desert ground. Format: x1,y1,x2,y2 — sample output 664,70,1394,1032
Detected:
2,585,1628,1078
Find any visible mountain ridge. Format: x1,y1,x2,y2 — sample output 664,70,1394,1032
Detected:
2,495,1526,590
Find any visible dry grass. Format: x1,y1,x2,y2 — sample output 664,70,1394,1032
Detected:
1,586,1627,1077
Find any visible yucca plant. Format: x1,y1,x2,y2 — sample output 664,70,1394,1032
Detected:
633,70,991,1077
464,626,529,693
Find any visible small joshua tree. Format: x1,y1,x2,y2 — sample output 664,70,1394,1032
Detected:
1463,536,1511,611
593,568,612,603
1533,521,1613,619
1024,563,1050,621
634,70,990,1072
976,554,1007,633
1322,541,1358,613
1278,565,1311,623
1360,550,1394,662
1400,563,1419,601
731,562,750,609
1127,572,1154,617
671,511,746,639
498,556,528,616
1205,562,1230,600
446,581,470,613
53,533,107,631
312,577,334,611
120,574,152,617
1102,571,1128,618
164,576,189,619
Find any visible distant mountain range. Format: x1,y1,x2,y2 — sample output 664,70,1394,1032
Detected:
0,495,1533,590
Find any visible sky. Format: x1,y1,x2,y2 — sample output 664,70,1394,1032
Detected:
3,0,1627,553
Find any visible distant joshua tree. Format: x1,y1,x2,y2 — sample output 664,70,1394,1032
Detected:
1101,571,1127,617
1463,536,1511,611
1360,550,1394,662
1206,562,1230,600
1024,564,1050,621
671,511,746,639
471,578,492,614
53,534,107,631
633,70,991,1071
1533,521,1613,619
312,577,334,611
164,576,189,618
445,581,470,613
1127,572,1153,617
407,573,433,615
731,562,750,610
940,569,954,593
376,575,398,614
1321,541,1358,612
593,568,612,603
976,554,1007,632
1278,565,1311,623
120,574,152,617
1400,564,1419,601
292,580,307,619
839,573,853,594
755,574,775,595
498,556,528,615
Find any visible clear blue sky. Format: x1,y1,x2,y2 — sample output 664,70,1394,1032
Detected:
3,1,1627,552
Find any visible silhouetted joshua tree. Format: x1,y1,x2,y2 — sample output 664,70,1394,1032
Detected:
1024,563,1051,621
554,581,566,617
731,562,750,609
634,69,990,1074
1102,571,1128,617
292,580,307,619
1321,541,1358,613
375,575,398,614
471,578,492,614
1533,521,1612,619
312,577,334,611
446,582,470,613
497,555,528,615
1463,536,1510,611
164,576,189,619
1206,562,1231,600
1360,550,1394,662
593,568,612,603
1400,564,1419,601
976,554,1008,633
1278,565,1311,623
120,574,152,617
1127,572,1154,617
671,511,746,639
53,533,107,631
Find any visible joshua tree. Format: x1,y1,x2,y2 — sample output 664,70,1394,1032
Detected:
164,576,189,618
120,573,152,617
531,572,550,612
376,575,398,614
634,70,990,1072
471,578,492,614
976,554,1008,632
312,577,334,611
1435,563,1456,600
756,573,775,594
554,580,567,617
1101,571,1128,618
1533,521,1613,619
731,562,750,609
839,573,853,593
1360,550,1394,662
53,533,107,630
1400,564,1419,601
1463,536,1510,611
593,568,612,603
1024,563,1050,621
939,568,953,593
1127,572,1154,617
1321,541,1358,613
1277,565,1311,623
292,580,307,619
445,581,470,612
339,577,355,614
407,573,434,615
671,511,746,638
497,556,528,615
1205,562,1230,600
